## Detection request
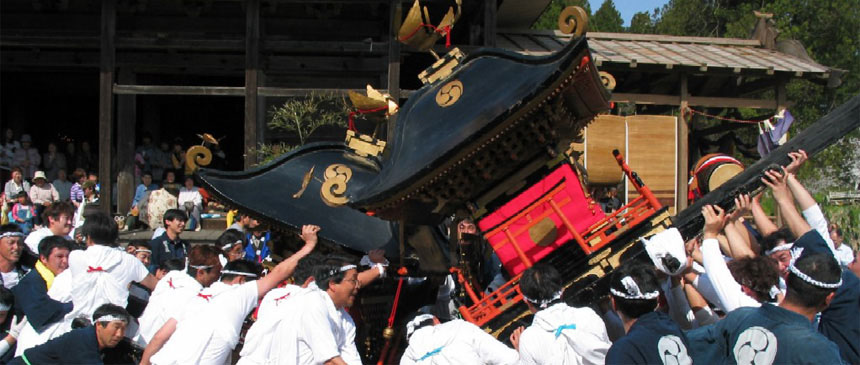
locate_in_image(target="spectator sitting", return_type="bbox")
[132,173,157,212]
[3,168,30,208]
[599,186,622,213]
[69,168,87,208]
[146,209,189,272]
[28,171,59,227]
[11,193,34,235]
[160,171,180,196]
[51,169,72,203]
[177,177,202,232]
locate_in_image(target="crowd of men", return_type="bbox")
[0,148,855,365]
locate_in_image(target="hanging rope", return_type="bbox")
[684,107,772,125]
[377,277,406,365]
[348,106,389,131]
[399,23,452,48]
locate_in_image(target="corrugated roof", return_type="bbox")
[496,30,830,77]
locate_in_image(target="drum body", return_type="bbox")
[689,154,744,201]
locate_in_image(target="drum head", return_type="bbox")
[707,164,744,192]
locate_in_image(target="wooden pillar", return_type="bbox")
[483,0,496,47]
[98,0,116,214]
[244,0,261,169]
[676,74,689,213]
[386,0,402,141]
[774,77,787,226]
[116,69,136,215]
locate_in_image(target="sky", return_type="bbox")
[589,0,671,26]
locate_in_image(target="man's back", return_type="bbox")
[687,304,843,364]
[518,303,611,365]
[401,319,518,365]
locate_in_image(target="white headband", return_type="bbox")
[221,269,257,278]
[134,249,152,254]
[327,264,357,277]
[522,291,563,309]
[94,314,129,323]
[0,303,11,312]
[788,264,842,289]
[222,240,243,251]
[0,232,25,239]
[189,264,214,270]
[765,243,794,256]
[610,276,660,300]
[406,314,435,339]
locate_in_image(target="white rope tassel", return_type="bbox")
[610,276,659,300]
[788,264,842,289]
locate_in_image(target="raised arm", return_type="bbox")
[256,224,318,298]
[762,169,811,239]
[723,194,755,259]
[357,249,387,287]
[701,205,759,312]
[750,193,778,237]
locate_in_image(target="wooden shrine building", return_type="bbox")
[1,0,841,215]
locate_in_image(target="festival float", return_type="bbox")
[193,3,860,363]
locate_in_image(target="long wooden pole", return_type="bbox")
[98,0,116,215]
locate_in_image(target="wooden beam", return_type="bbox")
[386,0,402,141]
[112,84,416,98]
[244,0,261,169]
[611,93,780,109]
[484,0,497,47]
[677,74,689,213]
[99,0,116,215]
[116,69,136,215]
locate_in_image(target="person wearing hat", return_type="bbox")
[11,135,39,185]
[28,171,59,227]
[400,312,518,365]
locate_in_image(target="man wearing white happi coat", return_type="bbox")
[239,251,386,365]
[16,212,157,355]
[135,244,223,346]
[140,225,319,365]
[510,263,611,365]
[400,314,519,365]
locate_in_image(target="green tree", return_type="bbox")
[591,0,624,33]
[532,0,591,31]
[628,11,655,34]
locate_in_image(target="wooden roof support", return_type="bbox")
[98,0,116,215]
[244,0,261,169]
[676,74,689,213]
[386,0,402,141]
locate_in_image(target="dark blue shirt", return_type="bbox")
[10,326,102,365]
[11,269,73,332]
[607,311,692,365]
[792,229,860,363]
[147,231,189,272]
[687,303,843,364]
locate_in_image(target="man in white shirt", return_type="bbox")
[830,226,854,266]
[510,263,611,365]
[268,255,371,365]
[0,225,26,289]
[135,244,223,346]
[16,211,158,354]
[400,313,519,365]
[23,202,74,257]
[140,224,319,365]
[177,177,203,232]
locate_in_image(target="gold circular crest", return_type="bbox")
[436,80,463,107]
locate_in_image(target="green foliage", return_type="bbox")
[532,0,591,31]
[252,92,350,166]
[591,0,624,33]
[268,92,349,146]
[628,11,655,34]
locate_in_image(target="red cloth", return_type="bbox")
[478,164,604,275]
